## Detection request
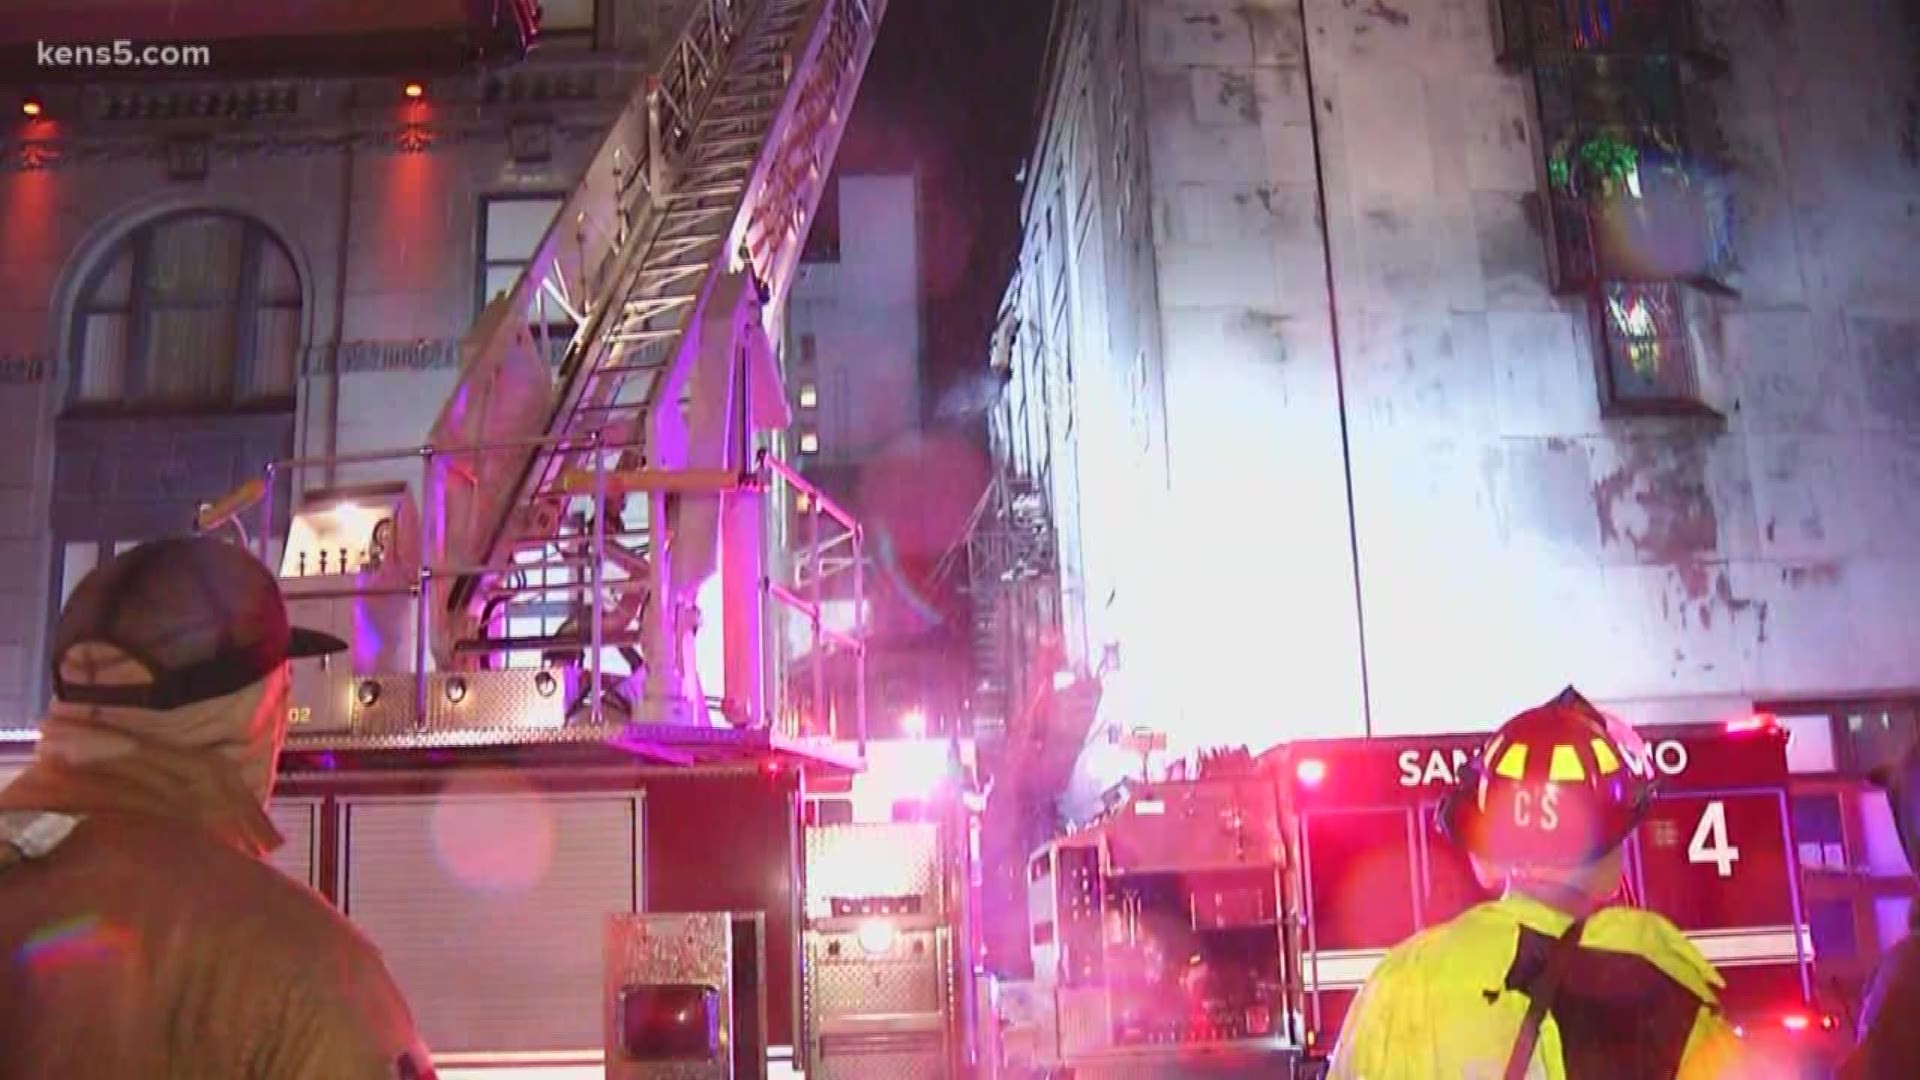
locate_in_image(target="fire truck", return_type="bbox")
[1003,719,1843,1077]
[2,0,988,1076]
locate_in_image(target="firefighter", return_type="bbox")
[1841,738,1920,1078]
[1328,687,1756,1080]
[0,537,434,1079]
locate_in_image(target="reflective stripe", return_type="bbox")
[1688,925,1813,968]
[0,811,81,862]
[1304,926,1812,990]
[1307,948,1391,990]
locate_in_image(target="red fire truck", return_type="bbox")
[1003,718,1845,1077]
[1265,716,1844,1069]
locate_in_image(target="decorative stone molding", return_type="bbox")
[315,340,463,374]
[3,113,618,172]
[2,58,632,172]
[93,83,304,124]
[0,353,49,385]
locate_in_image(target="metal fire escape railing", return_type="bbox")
[196,0,887,748]
[955,473,1058,743]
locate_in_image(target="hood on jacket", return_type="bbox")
[0,664,289,856]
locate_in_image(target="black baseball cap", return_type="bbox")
[51,536,347,711]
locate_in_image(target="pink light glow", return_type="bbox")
[1726,713,1779,735]
[430,772,554,895]
[1296,758,1327,786]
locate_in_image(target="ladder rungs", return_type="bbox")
[662,204,732,220]
[590,359,671,379]
[702,108,776,127]
[692,136,762,154]
[636,261,709,279]
[576,401,651,416]
[669,183,747,200]
[607,329,684,345]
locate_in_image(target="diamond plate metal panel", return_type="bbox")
[804,822,944,916]
[812,1049,945,1080]
[287,669,567,745]
[806,936,943,1018]
[605,913,733,1080]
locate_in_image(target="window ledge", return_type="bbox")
[59,399,295,424]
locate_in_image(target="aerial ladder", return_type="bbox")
[436,0,886,733]
[218,0,889,740]
[175,7,977,1073]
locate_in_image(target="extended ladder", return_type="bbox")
[419,0,887,724]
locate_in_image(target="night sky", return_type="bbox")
[829,0,1054,410]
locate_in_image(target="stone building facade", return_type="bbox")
[978,0,1920,990]
[0,3,709,722]
[989,0,1920,764]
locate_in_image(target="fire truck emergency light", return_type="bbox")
[21,98,42,118]
[1726,713,1780,735]
[1295,758,1328,786]
[404,81,426,100]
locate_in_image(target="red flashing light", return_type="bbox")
[21,99,42,118]
[1781,1013,1810,1033]
[403,82,426,100]
[1727,713,1780,735]
[1296,758,1327,786]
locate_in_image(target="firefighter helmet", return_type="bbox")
[1437,687,1657,867]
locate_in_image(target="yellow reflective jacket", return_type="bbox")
[1328,895,1764,1080]
[0,752,433,1080]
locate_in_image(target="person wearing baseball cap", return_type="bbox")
[0,536,434,1079]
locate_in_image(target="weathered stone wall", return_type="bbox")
[1013,0,1920,771]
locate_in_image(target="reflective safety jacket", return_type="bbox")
[0,753,435,1080]
[1327,895,1762,1080]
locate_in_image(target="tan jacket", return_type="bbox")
[0,751,433,1080]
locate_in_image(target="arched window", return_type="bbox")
[70,211,301,411]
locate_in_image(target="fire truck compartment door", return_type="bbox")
[340,792,643,1055]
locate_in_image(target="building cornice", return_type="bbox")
[3,58,637,171]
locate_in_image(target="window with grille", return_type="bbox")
[70,211,301,413]
[478,194,570,364]
[1593,281,1707,413]
[1503,23,1729,416]
[1533,56,1727,293]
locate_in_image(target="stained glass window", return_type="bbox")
[1494,0,1707,63]
[1595,282,1701,410]
[1533,57,1724,291]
